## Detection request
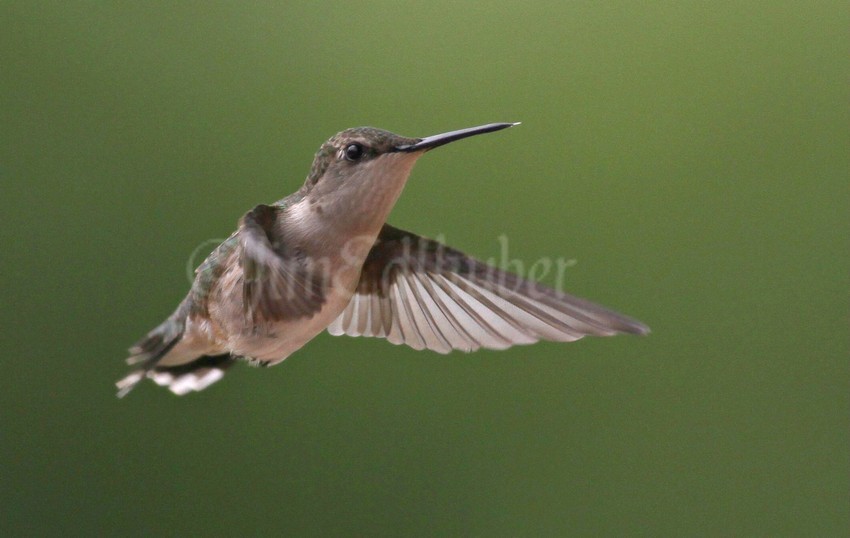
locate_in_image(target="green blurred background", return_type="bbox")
[2,1,847,535]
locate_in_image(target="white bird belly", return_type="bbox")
[231,285,354,363]
[208,257,363,365]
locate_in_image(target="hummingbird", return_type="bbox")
[116,122,649,397]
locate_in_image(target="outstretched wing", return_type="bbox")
[327,224,648,353]
[238,204,328,323]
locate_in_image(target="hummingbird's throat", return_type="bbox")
[289,152,420,245]
[326,152,418,234]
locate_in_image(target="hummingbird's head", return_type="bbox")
[303,127,419,192]
[295,123,519,235]
[302,123,520,193]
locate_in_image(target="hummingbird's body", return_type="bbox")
[117,123,648,396]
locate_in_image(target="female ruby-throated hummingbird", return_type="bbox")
[117,122,649,396]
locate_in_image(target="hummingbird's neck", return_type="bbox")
[285,152,420,253]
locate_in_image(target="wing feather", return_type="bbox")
[328,224,648,353]
[238,204,327,322]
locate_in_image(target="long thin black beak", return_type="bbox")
[395,122,520,152]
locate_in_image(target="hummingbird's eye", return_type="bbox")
[344,143,364,162]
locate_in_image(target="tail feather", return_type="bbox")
[126,302,189,368]
[117,354,237,397]
[117,301,234,397]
